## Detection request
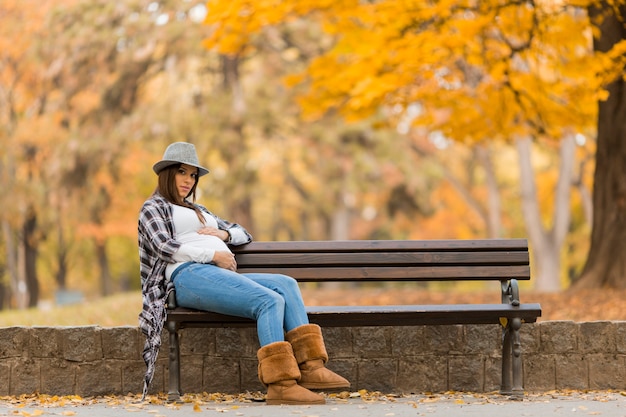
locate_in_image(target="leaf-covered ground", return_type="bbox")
[1,390,625,416]
[0,286,624,327]
[301,287,626,322]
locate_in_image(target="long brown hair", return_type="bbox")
[156,164,206,224]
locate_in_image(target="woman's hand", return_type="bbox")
[213,251,237,271]
[198,226,230,242]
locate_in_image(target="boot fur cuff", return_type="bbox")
[257,341,301,385]
[286,324,329,364]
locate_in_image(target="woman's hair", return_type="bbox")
[157,164,206,224]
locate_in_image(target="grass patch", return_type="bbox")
[0,291,142,327]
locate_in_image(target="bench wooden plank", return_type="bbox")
[232,239,530,253]
[168,303,542,328]
[235,251,530,267]
[236,265,531,281]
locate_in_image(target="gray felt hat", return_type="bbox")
[152,142,209,176]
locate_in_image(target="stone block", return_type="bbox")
[523,354,555,391]
[615,323,626,354]
[397,355,447,393]
[180,355,204,394]
[392,326,426,356]
[62,326,102,362]
[240,358,264,393]
[484,356,502,392]
[30,327,63,358]
[40,359,76,395]
[449,355,484,392]
[357,358,397,392]
[202,356,242,393]
[540,321,577,353]
[555,354,587,390]
[0,327,29,358]
[326,358,356,389]
[520,323,541,353]
[101,327,141,360]
[121,360,145,395]
[353,327,391,357]
[76,360,122,396]
[180,328,215,356]
[11,358,40,394]
[588,354,625,389]
[579,322,615,354]
[215,328,258,357]
[463,325,500,355]
[158,329,170,355]
[424,325,464,354]
[322,327,354,358]
[0,362,10,395]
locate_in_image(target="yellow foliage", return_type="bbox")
[201,0,620,143]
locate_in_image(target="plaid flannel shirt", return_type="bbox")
[137,192,252,398]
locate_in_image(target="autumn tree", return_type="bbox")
[575,1,626,288]
[201,5,410,242]
[37,0,247,297]
[0,0,226,306]
[0,0,66,308]
[202,0,623,289]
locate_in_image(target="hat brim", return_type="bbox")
[153,160,209,176]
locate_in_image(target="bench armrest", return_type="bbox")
[501,279,520,306]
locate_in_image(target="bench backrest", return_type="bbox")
[232,239,530,283]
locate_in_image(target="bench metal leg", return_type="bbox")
[500,317,523,397]
[167,321,182,401]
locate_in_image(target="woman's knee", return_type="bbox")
[258,289,285,312]
[274,274,300,291]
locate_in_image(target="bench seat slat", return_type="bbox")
[168,303,542,328]
[235,251,529,267]
[235,265,531,281]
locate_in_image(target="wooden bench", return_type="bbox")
[165,239,541,400]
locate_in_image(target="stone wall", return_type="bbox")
[0,321,624,397]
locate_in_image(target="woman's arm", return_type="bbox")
[138,199,181,262]
[196,205,253,245]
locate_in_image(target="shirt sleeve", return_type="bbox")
[138,199,181,262]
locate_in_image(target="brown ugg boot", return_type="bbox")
[285,324,350,390]
[257,341,325,405]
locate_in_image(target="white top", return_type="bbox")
[165,204,233,279]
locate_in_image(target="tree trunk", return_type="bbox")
[2,221,19,309]
[55,227,68,290]
[575,3,626,289]
[475,145,502,238]
[23,207,39,308]
[517,136,575,292]
[332,202,351,240]
[95,240,112,296]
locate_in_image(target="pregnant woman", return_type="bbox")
[138,142,349,404]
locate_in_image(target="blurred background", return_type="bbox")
[1,0,625,324]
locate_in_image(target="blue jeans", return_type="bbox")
[171,263,309,346]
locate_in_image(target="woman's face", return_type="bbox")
[175,164,199,199]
